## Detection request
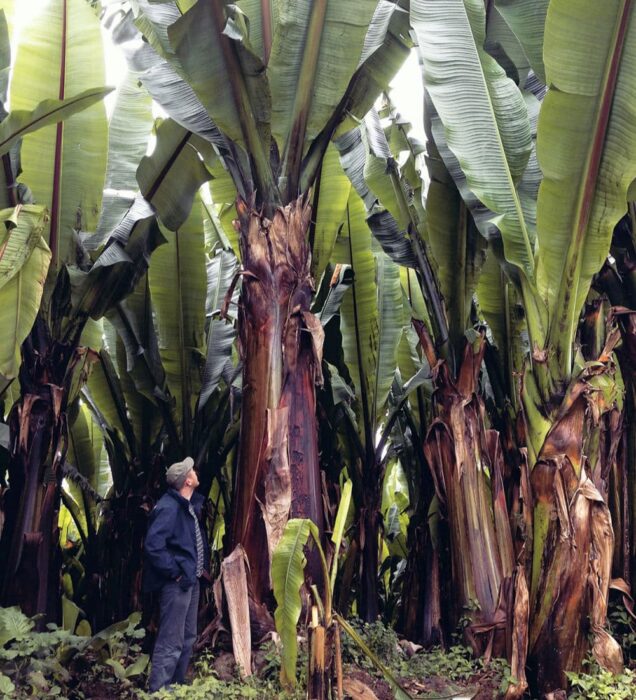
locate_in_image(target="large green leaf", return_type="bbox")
[536,0,636,377]
[0,205,47,289]
[131,0,183,70]
[495,0,549,83]
[0,235,51,377]
[411,0,534,288]
[66,402,105,531]
[137,118,212,231]
[0,87,113,157]
[94,71,153,244]
[373,243,404,425]
[336,124,416,269]
[338,191,403,440]
[329,479,352,593]
[271,518,317,688]
[168,0,276,202]
[199,248,239,408]
[333,0,412,137]
[230,0,279,64]
[267,0,377,177]
[0,10,10,107]
[10,0,109,267]
[338,192,378,446]
[310,143,351,282]
[148,209,207,439]
[84,349,136,459]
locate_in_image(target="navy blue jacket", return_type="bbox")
[143,489,210,592]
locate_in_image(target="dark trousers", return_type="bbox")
[148,581,200,691]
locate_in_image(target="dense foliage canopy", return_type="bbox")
[2,0,636,697]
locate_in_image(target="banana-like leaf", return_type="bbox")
[84,349,136,459]
[329,479,352,593]
[74,199,165,320]
[0,235,51,377]
[110,305,165,455]
[335,124,416,269]
[148,210,207,438]
[338,193,378,446]
[267,0,377,174]
[137,119,212,232]
[107,280,167,410]
[0,10,10,106]
[339,191,403,440]
[0,205,47,289]
[271,517,317,688]
[0,87,113,157]
[333,0,412,138]
[66,402,104,528]
[113,7,232,156]
[476,247,508,354]
[536,0,636,377]
[131,0,183,70]
[205,164,240,254]
[311,143,352,282]
[168,0,275,201]
[495,0,549,83]
[315,264,353,327]
[10,0,109,267]
[485,6,530,85]
[411,0,535,287]
[199,249,239,408]
[0,10,16,212]
[95,71,153,242]
[214,0,279,64]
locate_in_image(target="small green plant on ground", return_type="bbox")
[145,645,306,700]
[340,618,404,673]
[567,661,636,700]
[0,606,148,699]
[406,644,480,681]
[608,597,636,662]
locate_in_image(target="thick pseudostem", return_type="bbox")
[414,322,528,696]
[0,316,96,620]
[527,332,624,693]
[229,194,324,604]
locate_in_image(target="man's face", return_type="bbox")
[185,468,199,489]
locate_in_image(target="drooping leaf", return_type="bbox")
[0,205,47,289]
[272,518,316,688]
[495,0,549,83]
[95,71,153,242]
[0,87,113,157]
[10,0,109,266]
[199,249,239,408]
[333,0,413,137]
[0,236,51,377]
[148,209,207,438]
[137,118,212,232]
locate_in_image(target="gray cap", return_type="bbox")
[166,457,195,490]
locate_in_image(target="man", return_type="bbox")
[144,457,210,692]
